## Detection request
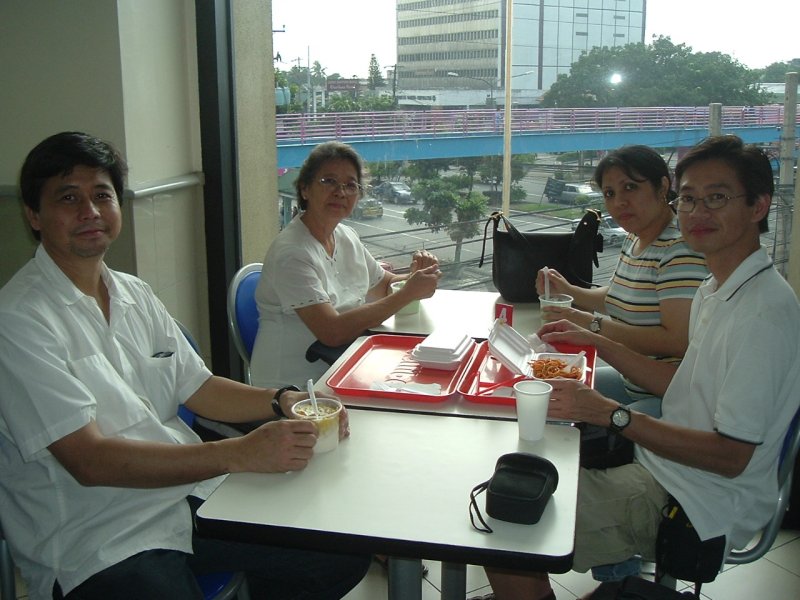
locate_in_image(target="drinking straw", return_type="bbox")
[543,266,550,300]
[306,378,319,415]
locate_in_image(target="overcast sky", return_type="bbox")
[271,0,798,79]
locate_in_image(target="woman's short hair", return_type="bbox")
[295,141,364,210]
[593,145,674,200]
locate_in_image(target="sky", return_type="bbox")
[271,0,798,79]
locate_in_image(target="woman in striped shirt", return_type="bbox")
[536,145,708,417]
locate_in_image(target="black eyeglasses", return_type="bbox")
[318,177,364,197]
[670,193,747,213]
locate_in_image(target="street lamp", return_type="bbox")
[447,71,495,106]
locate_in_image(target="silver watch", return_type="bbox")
[589,312,604,333]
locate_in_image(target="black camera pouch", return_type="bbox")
[469,452,559,533]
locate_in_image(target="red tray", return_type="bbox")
[326,334,476,402]
[458,341,597,405]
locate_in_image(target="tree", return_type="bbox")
[404,178,487,265]
[367,54,385,90]
[542,36,770,108]
[756,59,800,83]
[311,61,327,87]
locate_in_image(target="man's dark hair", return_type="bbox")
[294,141,364,211]
[675,135,773,233]
[19,132,128,238]
[593,144,675,201]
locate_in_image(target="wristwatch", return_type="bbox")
[271,385,300,419]
[610,405,632,433]
[589,312,604,333]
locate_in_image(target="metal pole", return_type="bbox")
[709,103,722,136]
[783,72,800,295]
[779,72,797,186]
[501,0,514,217]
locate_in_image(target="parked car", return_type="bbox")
[545,177,603,205]
[598,215,627,247]
[351,197,383,220]
[571,215,626,247]
[373,181,415,204]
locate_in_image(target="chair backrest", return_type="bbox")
[226,263,262,384]
[726,406,800,565]
[1,521,16,600]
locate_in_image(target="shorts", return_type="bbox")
[573,462,668,573]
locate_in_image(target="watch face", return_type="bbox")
[612,408,631,428]
[590,320,600,332]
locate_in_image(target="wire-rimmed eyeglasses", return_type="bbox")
[318,177,364,197]
[669,193,747,213]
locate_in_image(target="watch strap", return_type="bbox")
[271,385,300,418]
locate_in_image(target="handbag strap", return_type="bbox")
[469,481,493,533]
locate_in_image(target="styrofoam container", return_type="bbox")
[487,319,535,376]
[530,352,587,381]
[414,330,472,361]
[412,338,474,370]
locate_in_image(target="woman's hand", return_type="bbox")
[402,264,441,299]
[409,250,439,273]
[537,318,598,348]
[541,305,592,327]
[536,267,572,297]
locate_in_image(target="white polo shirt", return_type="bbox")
[0,246,221,600]
[637,248,800,548]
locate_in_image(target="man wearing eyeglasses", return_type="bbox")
[473,135,800,600]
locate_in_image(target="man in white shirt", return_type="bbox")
[0,132,369,600]
[473,135,800,600]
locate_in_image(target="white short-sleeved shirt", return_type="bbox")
[637,248,800,549]
[0,246,221,600]
[250,216,386,388]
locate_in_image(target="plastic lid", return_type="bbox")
[487,319,534,376]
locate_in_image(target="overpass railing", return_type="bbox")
[276,105,793,144]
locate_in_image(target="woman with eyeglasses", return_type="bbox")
[250,141,441,390]
[535,145,709,419]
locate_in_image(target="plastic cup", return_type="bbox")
[290,398,343,453]
[538,293,573,322]
[390,280,420,315]
[513,380,552,441]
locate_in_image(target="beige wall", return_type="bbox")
[0,1,279,361]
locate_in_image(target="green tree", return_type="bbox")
[756,59,800,82]
[367,54,385,90]
[366,160,404,184]
[311,61,327,87]
[404,178,487,265]
[404,159,452,183]
[543,36,769,108]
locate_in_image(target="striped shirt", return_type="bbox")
[605,221,709,395]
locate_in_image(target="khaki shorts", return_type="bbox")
[573,462,668,572]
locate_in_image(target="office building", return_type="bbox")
[395,0,646,106]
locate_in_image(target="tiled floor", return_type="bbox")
[7,530,800,599]
[341,529,800,600]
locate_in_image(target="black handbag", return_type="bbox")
[479,210,603,302]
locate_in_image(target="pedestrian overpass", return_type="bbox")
[276,104,794,168]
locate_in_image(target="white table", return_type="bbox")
[197,409,580,600]
[371,289,541,339]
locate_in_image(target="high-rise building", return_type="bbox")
[395,0,645,105]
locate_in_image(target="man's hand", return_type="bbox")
[409,249,439,273]
[545,378,614,426]
[233,419,318,473]
[537,318,597,347]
